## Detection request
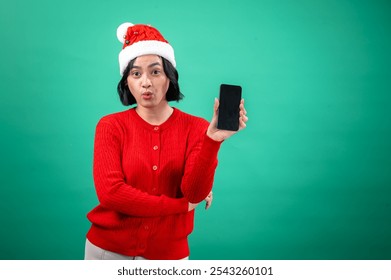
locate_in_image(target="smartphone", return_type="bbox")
[217,84,242,131]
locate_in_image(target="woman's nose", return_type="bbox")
[141,75,152,88]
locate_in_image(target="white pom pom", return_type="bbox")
[117,22,134,43]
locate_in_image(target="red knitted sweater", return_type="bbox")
[86,108,222,259]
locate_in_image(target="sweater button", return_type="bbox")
[152,165,158,171]
[153,145,158,150]
[153,126,159,131]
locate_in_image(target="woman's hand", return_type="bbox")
[204,191,213,210]
[188,191,214,211]
[206,98,248,142]
[188,202,198,212]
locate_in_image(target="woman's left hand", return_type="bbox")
[207,98,248,142]
[204,191,213,210]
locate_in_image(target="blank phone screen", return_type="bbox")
[217,84,242,131]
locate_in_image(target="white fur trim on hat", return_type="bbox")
[118,40,176,75]
[116,22,134,44]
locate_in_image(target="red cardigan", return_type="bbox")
[86,108,222,259]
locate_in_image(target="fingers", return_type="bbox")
[189,191,214,212]
[205,191,213,210]
[188,202,199,212]
[239,117,247,130]
[239,99,248,130]
[240,99,247,115]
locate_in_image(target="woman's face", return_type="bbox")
[127,55,170,110]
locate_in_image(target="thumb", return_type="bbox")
[214,97,219,113]
[211,98,219,124]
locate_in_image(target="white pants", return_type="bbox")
[84,239,188,260]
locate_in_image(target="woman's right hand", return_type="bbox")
[206,98,248,142]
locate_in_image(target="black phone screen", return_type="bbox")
[217,84,242,131]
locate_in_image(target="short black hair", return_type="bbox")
[117,56,184,106]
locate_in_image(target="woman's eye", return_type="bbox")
[152,70,161,75]
[131,71,140,77]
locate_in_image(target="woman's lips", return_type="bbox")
[142,92,152,100]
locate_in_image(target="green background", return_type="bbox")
[0,0,390,260]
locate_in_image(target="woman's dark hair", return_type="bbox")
[117,56,184,106]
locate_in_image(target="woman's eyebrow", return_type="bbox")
[148,62,162,68]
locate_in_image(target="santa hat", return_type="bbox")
[116,22,176,75]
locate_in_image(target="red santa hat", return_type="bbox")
[116,22,176,75]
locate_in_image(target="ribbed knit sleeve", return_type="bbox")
[180,125,223,203]
[93,118,188,217]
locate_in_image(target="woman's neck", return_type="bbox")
[135,103,174,126]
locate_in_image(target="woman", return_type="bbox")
[84,22,248,260]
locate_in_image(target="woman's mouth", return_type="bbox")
[142,92,153,100]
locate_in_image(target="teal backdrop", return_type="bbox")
[0,0,390,260]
